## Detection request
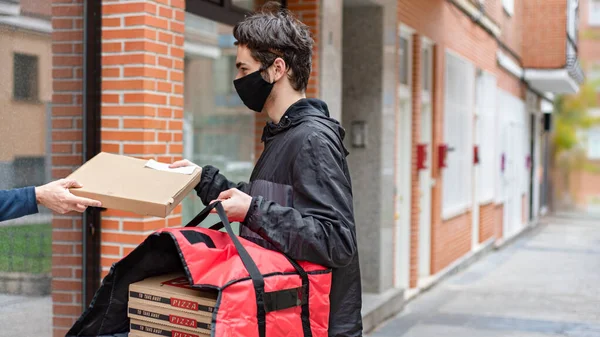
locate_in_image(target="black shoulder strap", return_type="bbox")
[184,202,312,337]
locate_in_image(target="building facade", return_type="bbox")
[0,0,579,335]
[0,0,52,192]
[569,0,600,212]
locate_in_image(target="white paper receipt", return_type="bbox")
[144,159,196,175]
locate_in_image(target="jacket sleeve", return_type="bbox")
[243,133,357,268]
[195,165,250,206]
[0,187,39,222]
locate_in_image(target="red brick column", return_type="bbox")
[409,34,422,289]
[51,1,85,335]
[429,43,444,276]
[99,0,186,277]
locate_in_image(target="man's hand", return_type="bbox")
[35,179,102,214]
[169,159,201,174]
[210,188,252,223]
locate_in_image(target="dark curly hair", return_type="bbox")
[233,1,314,92]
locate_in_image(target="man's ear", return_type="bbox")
[272,57,287,82]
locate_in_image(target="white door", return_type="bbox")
[503,124,523,237]
[394,28,413,289]
[472,73,483,249]
[472,114,480,249]
[500,91,526,238]
[418,41,433,279]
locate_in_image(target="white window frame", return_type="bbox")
[590,0,600,26]
[503,0,514,16]
[587,127,600,159]
[421,37,434,102]
[443,50,475,219]
[398,26,414,99]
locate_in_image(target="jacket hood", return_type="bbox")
[262,99,348,154]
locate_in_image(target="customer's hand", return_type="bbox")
[210,188,252,223]
[169,159,201,174]
[35,179,102,214]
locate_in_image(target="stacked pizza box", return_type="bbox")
[127,273,218,337]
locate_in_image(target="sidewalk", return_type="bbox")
[368,213,600,337]
[0,293,51,336]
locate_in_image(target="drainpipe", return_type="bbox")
[82,0,102,309]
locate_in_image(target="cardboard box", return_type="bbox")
[128,273,218,317]
[128,300,212,335]
[66,152,201,218]
[130,319,209,337]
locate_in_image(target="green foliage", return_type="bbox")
[552,79,600,157]
[581,29,600,40]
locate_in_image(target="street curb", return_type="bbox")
[361,288,405,334]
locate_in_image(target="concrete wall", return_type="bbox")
[319,0,343,122]
[343,4,383,293]
[342,0,397,293]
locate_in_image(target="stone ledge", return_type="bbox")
[0,272,51,296]
[362,287,405,334]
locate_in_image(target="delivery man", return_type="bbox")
[0,179,102,222]
[169,2,362,337]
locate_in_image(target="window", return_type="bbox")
[182,13,255,229]
[421,46,432,92]
[231,0,254,11]
[587,128,600,159]
[443,52,475,217]
[399,35,410,86]
[476,71,497,203]
[13,53,39,102]
[503,0,514,16]
[590,0,600,26]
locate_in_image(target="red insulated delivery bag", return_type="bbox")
[66,202,332,337]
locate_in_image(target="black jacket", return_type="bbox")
[195,98,363,337]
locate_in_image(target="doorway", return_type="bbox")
[394,25,413,289]
[418,39,433,279]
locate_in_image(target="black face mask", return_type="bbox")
[233,69,274,113]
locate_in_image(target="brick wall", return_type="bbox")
[498,60,525,97]
[399,0,525,282]
[565,169,600,209]
[522,0,568,69]
[22,0,52,18]
[431,212,472,274]
[488,0,524,60]
[579,0,600,72]
[51,0,85,335]
[253,0,320,159]
[99,0,186,278]
[495,203,504,239]
[51,0,186,335]
[478,203,496,243]
[408,33,422,288]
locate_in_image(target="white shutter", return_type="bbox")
[464,62,475,206]
[477,72,497,203]
[443,52,476,217]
